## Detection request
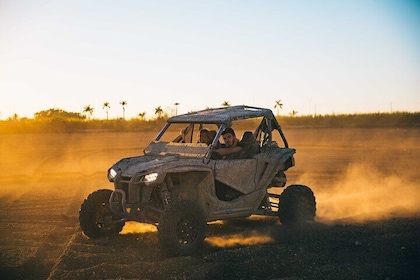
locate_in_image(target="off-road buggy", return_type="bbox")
[79,105,316,256]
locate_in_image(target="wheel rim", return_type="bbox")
[175,214,199,246]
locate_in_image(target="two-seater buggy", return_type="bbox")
[79,105,316,256]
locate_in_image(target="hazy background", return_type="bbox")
[1,128,419,224]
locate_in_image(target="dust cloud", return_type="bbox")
[304,162,420,224]
[2,129,418,252]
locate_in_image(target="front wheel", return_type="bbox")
[158,200,206,256]
[278,184,316,226]
[79,189,125,238]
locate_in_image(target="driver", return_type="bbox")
[214,127,243,157]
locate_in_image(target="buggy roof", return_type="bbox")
[168,105,275,124]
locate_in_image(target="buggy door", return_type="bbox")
[214,158,257,200]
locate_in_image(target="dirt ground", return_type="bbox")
[0,128,419,279]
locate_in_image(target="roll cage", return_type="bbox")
[155,105,289,148]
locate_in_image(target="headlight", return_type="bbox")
[144,172,158,183]
[108,168,117,182]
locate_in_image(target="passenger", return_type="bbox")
[198,129,212,145]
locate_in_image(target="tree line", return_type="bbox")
[0,99,300,122]
[1,99,418,133]
[0,109,418,134]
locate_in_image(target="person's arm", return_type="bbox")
[214,145,242,156]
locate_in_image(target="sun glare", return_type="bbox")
[120,222,157,234]
[206,232,274,248]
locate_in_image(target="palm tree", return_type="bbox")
[103,101,110,120]
[274,100,283,116]
[222,101,230,107]
[174,102,180,115]
[120,100,127,119]
[138,112,146,120]
[83,105,94,120]
[155,106,163,118]
[11,113,19,121]
[290,110,298,117]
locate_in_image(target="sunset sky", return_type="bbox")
[1,0,419,119]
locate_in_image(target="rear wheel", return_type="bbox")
[278,184,316,226]
[158,200,206,256]
[79,189,125,238]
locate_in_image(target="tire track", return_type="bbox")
[45,180,89,280]
[0,180,87,280]
[47,233,78,280]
